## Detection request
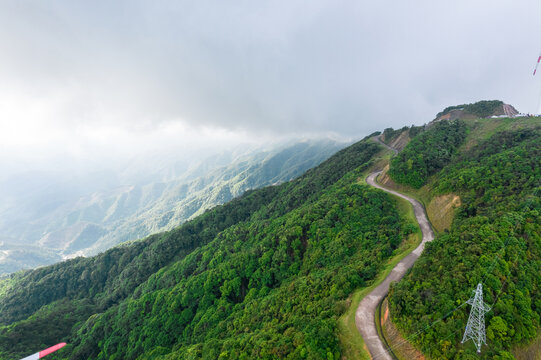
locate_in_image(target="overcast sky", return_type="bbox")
[1,0,541,172]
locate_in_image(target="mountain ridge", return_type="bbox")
[0,105,538,360]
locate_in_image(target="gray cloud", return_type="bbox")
[1,0,540,143]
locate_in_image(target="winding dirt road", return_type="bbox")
[373,135,398,155]
[355,171,435,359]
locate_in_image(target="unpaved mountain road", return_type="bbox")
[355,171,435,359]
[373,135,398,155]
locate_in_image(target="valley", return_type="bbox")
[0,139,345,275]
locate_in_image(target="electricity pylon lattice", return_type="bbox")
[461,283,491,353]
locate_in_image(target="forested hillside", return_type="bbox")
[388,123,541,358]
[0,137,415,359]
[436,100,505,119]
[0,111,538,360]
[388,120,467,188]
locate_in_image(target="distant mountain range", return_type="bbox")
[0,138,347,274]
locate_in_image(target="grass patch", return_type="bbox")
[512,332,541,360]
[425,194,461,233]
[462,116,541,150]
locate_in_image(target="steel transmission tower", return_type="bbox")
[461,283,491,353]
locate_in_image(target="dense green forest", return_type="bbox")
[388,128,541,359]
[0,111,538,360]
[0,138,415,359]
[436,100,504,119]
[69,172,409,359]
[388,120,467,188]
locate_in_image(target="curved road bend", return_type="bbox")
[355,171,435,360]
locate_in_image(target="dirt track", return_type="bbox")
[355,171,435,359]
[373,135,398,155]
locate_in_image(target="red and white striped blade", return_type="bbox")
[19,343,67,360]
